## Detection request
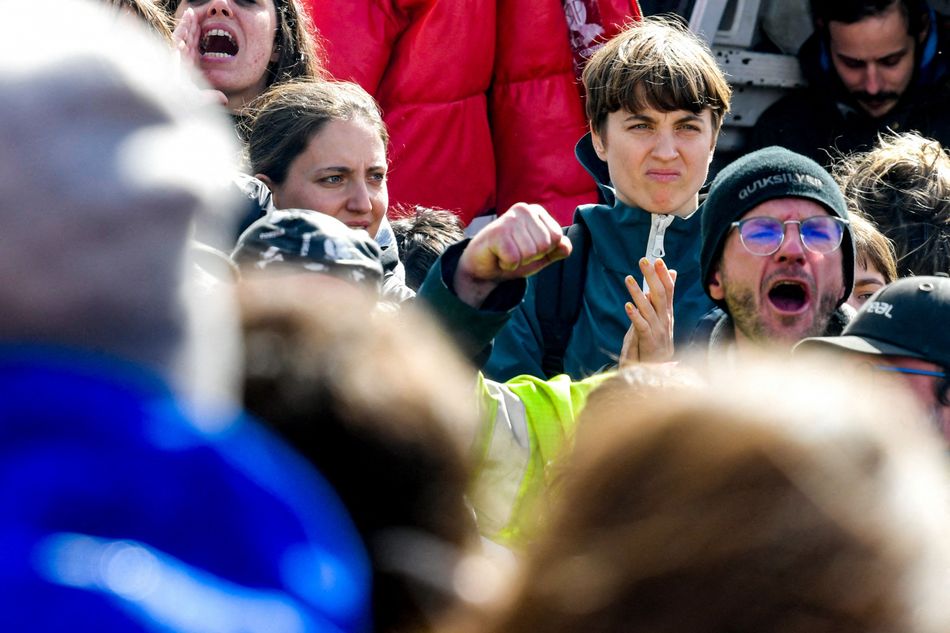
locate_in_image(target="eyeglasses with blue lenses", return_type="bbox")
[730,216,849,256]
[872,365,946,379]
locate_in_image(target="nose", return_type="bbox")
[346,181,373,214]
[864,64,881,95]
[207,0,232,17]
[774,222,806,264]
[651,130,677,161]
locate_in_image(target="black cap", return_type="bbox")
[796,275,950,367]
[231,209,384,291]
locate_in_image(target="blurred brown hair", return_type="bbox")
[238,276,480,633]
[106,0,174,40]
[459,356,950,633]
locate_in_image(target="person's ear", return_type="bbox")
[255,173,281,206]
[590,123,608,161]
[708,265,725,301]
[255,173,275,189]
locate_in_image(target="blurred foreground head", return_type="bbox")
[466,355,950,633]
[0,0,241,402]
[239,277,490,633]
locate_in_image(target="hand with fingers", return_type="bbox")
[173,7,228,107]
[620,257,676,366]
[173,7,201,68]
[453,202,573,307]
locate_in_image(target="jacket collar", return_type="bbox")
[575,132,615,206]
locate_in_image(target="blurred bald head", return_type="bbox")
[0,0,240,386]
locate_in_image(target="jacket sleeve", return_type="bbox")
[416,240,525,367]
[482,276,548,381]
[469,371,613,545]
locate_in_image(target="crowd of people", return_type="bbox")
[6,0,950,631]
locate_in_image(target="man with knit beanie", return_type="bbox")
[694,146,856,353]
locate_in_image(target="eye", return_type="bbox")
[319,175,344,185]
[742,219,780,240]
[839,57,865,70]
[879,53,905,67]
[368,171,387,184]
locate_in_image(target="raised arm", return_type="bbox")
[453,202,572,308]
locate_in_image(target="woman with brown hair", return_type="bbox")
[168,0,323,114]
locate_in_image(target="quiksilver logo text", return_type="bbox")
[738,173,825,200]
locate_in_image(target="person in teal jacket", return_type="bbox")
[484,16,733,381]
[417,200,689,546]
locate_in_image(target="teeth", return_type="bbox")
[204,28,235,43]
[204,52,231,58]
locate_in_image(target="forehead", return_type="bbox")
[307,118,386,152]
[827,5,912,59]
[740,197,831,221]
[613,104,713,122]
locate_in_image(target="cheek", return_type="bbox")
[249,14,279,57]
[832,63,860,88]
[818,255,846,296]
[278,180,330,213]
[890,61,915,88]
[372,188,389,218]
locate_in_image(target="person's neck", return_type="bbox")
[633,195,699,219]
[733,329,796,357]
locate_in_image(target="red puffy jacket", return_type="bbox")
[302,0,641,225]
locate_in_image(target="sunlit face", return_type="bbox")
[176,0,278,110]
[709,198,846,349]
[591,107,717,216]
[847,258,887,309]
[259,117,389,239]
[827,2,918,118]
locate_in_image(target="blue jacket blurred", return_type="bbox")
[0,347,372,633]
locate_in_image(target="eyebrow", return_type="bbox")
[835,47,909,65]
[624,112,705,125]
[314,164,388,174]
